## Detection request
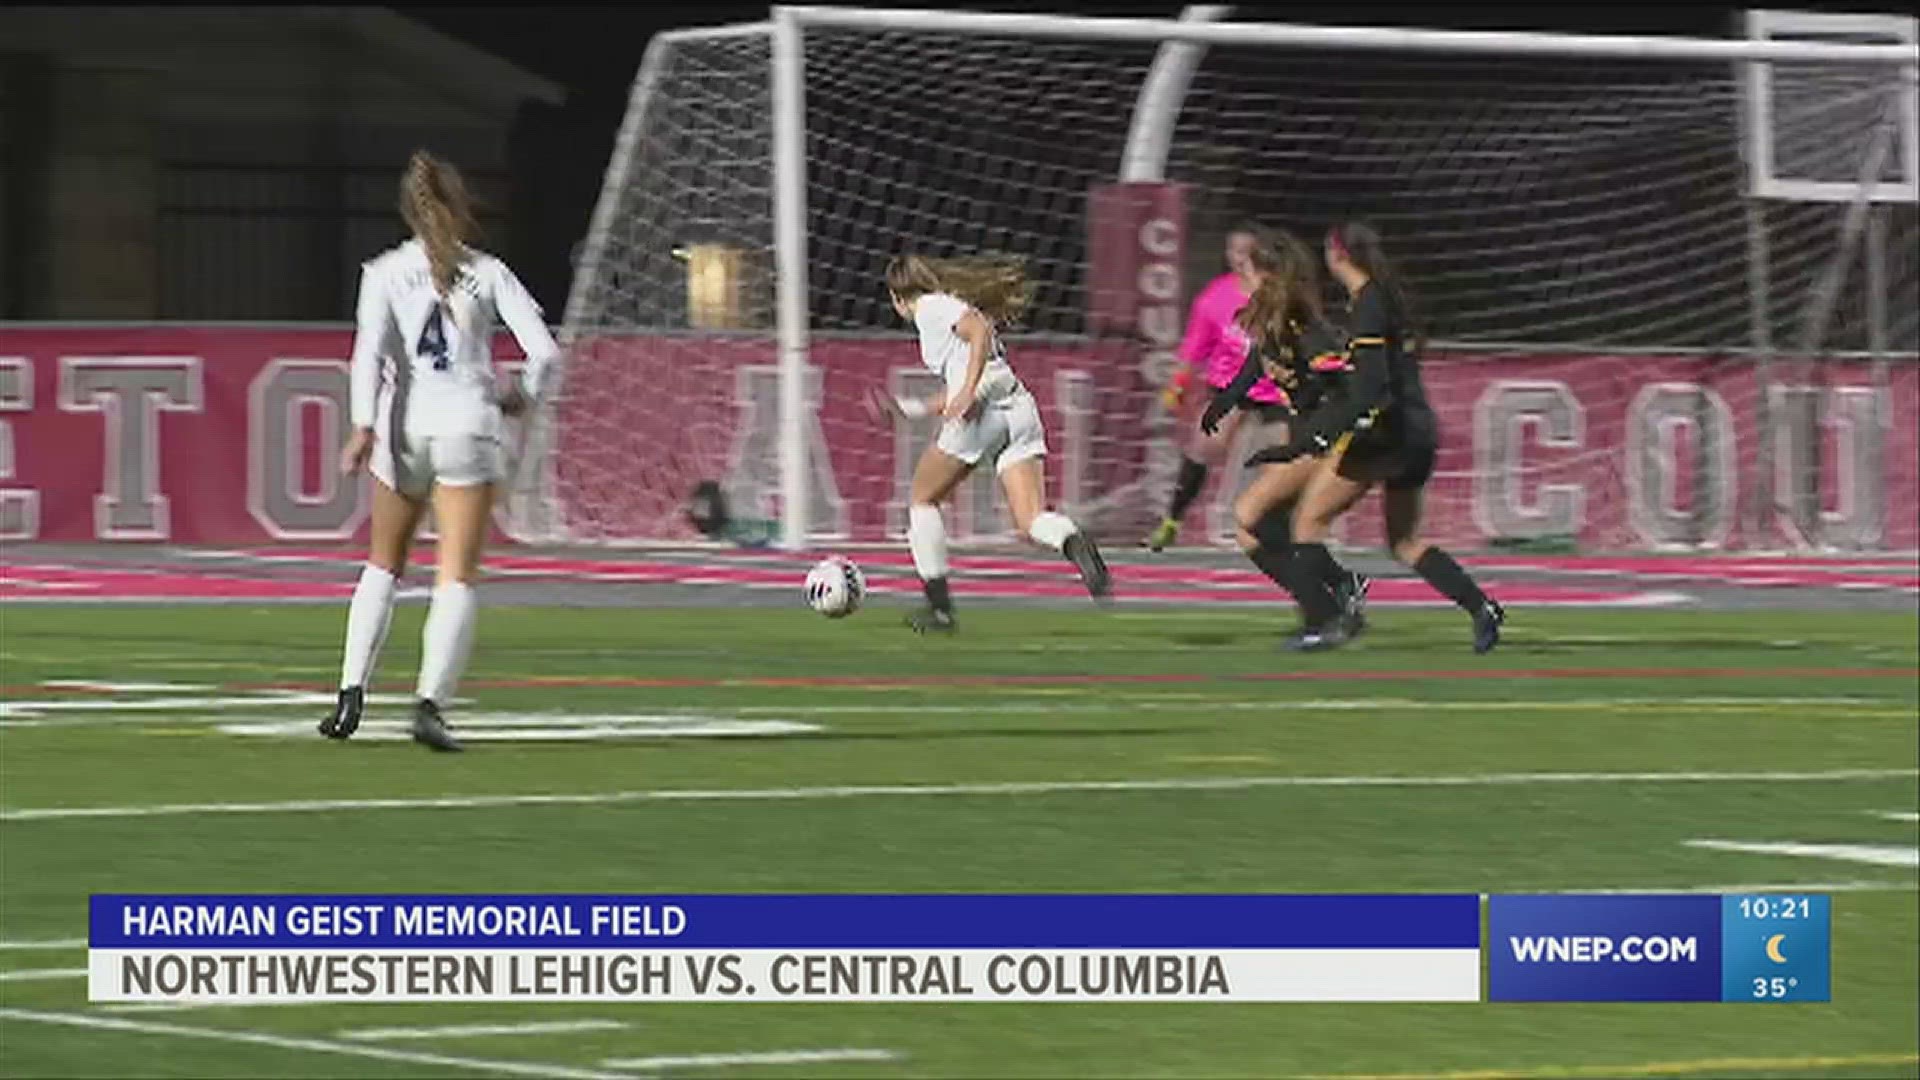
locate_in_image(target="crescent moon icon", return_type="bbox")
[1765,934,1788,963]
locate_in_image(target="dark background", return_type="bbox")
[421,3,1770,314]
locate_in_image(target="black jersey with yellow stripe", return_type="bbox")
[1310,281,1436,448]
[1247,317,1349,417]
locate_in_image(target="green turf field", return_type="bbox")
[1,605,1916,1079]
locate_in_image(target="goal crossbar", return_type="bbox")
[781,6,1920,65]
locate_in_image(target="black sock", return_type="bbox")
[922,576,953,615]
[1414,547,1487,612]
[1285,543,1343,628]
[1166,458,1208,521]
[1247,508,1294,595]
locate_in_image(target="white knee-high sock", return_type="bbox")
[907,504,949,579]
[339,565,397,690]
[1028,511,1078,552]
[415,581,478,704]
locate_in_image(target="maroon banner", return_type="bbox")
[1,326,1914,551]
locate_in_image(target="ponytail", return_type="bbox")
[1330,221,1423,352]
[400,150,478,297]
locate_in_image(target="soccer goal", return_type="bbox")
[514,6,1918,554]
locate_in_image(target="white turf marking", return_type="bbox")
[0,968,84,982]
[215,715,820,742]
[0,1008,634,1080]
[2,694,1898,732]
[1874,811,1920,823]
[38,681,212,693]
[1548,880,1912,895]
[0,692,431,721]
[3,768,1911,823]
[341,1020,629,1041]
[0,938,84,951]
[1686,839,1920,870]
[603,1049,901,1071]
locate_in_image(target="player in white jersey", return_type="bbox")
[318,151,559,751]
[869,255,1110,633]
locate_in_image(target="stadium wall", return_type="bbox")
[1,325,1912,552]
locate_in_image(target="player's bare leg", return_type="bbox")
[1148,407,1242,552]
[1002,457,1109,601]
[906,447,972,634]
[410,479,492,751]
[1384,484,1503,653]
[322,475,424,741]
[1232,454,1317,620]
[1285,456,1372,651]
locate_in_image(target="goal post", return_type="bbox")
[540,6,1917,553]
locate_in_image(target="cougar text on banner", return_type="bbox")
[88,894,1482,1004]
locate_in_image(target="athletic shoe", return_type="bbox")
[1064,533,1113,601]
[411,698,463,752]
[318,686,364,740]
[1283,623,1350,653]
[1144,518,1179,552]
[1337,571,1371,639]
[905,606,957,635]
[1472,599,1506,655]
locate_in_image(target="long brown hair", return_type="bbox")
[1234,228,1325,349]
[1328,220,1422,350]
[886,253,1033,325]
[399,150,478,297]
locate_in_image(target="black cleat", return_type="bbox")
[1336,571,1371,639]
[1063,533,1113,601]
[318,686,364,740]
[1472,598,1506,655]
[905,606,957,635]
[411,698,463,752]
[1284,623,1350,653]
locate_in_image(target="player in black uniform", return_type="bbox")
[1281,221,1504,653]
[1198,228,1364,628]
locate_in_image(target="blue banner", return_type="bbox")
[1488,894,1832,1002]
[90,894,1482,950]
[1720,894,1830,1003]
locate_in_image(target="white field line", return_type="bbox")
[0,968,85,982]
[0,939,84,951]
[341,1019,629,1041]
[3,768,1912,823]
[1874,811,1920,823]
[3,695,1907,732]
[0,1008,636,1080]
[1686,839,1920,869]
[603,1049,901,1071]
[1536,880,1914,895]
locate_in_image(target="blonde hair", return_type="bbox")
[1235,228,1325,350]
[399,150,478,297]
[886,253,1033,325]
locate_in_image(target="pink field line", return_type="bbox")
[0,561,1656,607]
[230,546,1917,591]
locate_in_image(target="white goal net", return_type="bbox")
[520,8,1918,553]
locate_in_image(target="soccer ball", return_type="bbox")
[804,556,866,618]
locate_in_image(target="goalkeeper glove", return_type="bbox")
[1162,367,1195,411]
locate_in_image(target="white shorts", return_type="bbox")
[370,433,503,499]
[935,390,1048,474]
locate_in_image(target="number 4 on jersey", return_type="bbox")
[417,306,450,371]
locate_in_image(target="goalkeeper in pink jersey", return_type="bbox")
[1145,223,1291,551]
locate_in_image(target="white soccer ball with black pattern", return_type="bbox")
[804,556,866,618]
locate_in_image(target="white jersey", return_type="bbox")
[348,239,559,439]
[912,292,1021,406]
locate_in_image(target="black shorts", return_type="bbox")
[1337,431,1436,490]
